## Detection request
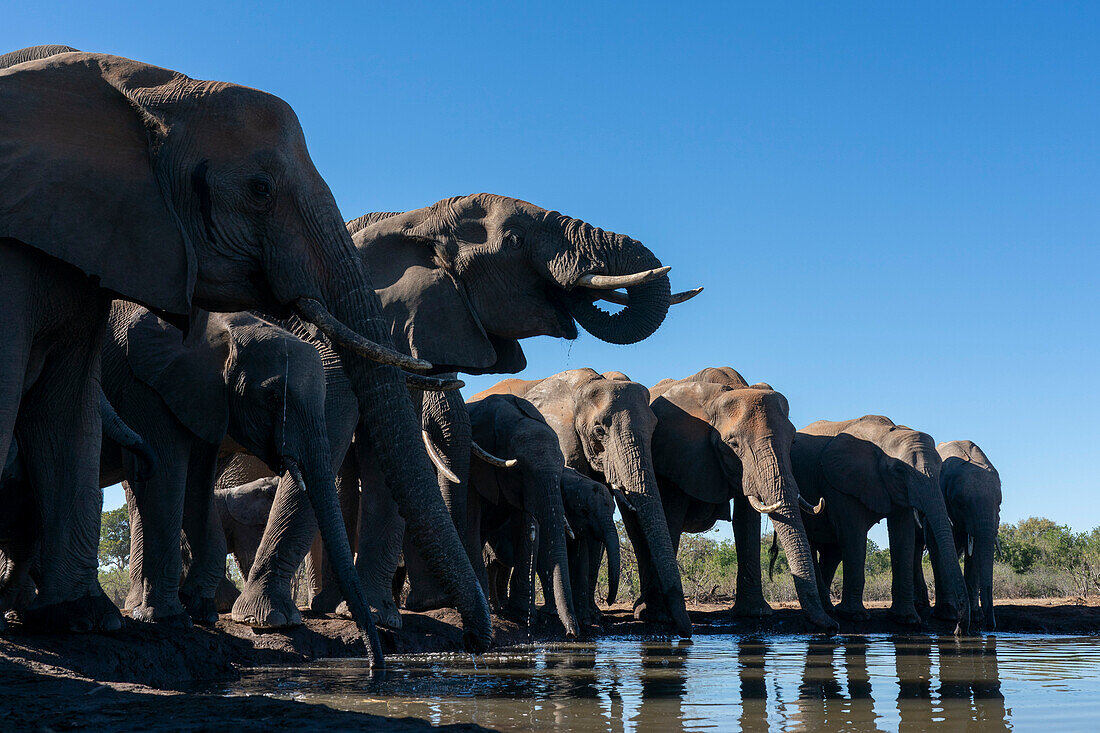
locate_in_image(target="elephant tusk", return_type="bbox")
[799,496,825,515]
[421,431,461,484]
[595,286,703,307]
[406,373,465,392]
[995,536,1002,555]
[471,441,518,468]
[610,484,639,514]
[967,535,974,557]
[573,266,671,290]
[564,517,576,541]
[912,508,923,530]
[295,297,432,372]
[747,494,784,514]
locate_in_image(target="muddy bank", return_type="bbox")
[2,597,1099,730]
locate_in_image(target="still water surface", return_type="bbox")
[211,634,1100,731]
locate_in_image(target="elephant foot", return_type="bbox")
[832,602,870,622]
[231,584,301,630]
[22,591,124,633]
[214,577,241,614]
[180,590,219,626]
[886,604,922,627]
[309,586,343,615]
[633,598,674,626]
[499,604,535,626]
[932,603,958,621]
[731,597,774,618]
[403,587,452,613]
[338,599,402,631]
[130,603,192,628]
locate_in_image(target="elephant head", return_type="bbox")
[559,467,621,606]
[468,395,579,638]
[349,193,700,374]
[806,416,969,630]
[938,440,1001,629]
[0,51,492,654]
[649,376,835,630]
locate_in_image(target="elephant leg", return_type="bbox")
[586,539,604,623]
[886,509,920,625]
[232,471,311,629]
[912,523,931,611]
[835,527,870,621]
[621,502,667,624]
[116,400,193,627]
[351,443,404,630]
[732,494,771,617]
[307,455,360,613]
[568,541,591,625]
[178,441,224,625]
[16,299,122,632]
[816,545,841,612]
[963,551,981,623]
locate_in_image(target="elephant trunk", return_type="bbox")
[529,471,579,638]
[285,447,383,668]
[552,220,672,345]
[311,239,492,653]
[919,491,970,633]
[602,512,621,605]
[612,437,692,637]
[973,524,997,630]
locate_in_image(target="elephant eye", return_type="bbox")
[505,232,523,250]
[250,177,274,199]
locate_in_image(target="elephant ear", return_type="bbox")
[124,308,229,444]
[0,53,195,314]
[222,479,278,528]
[819,432,895,516]
[352,225,500,372]
[650,384,731,505]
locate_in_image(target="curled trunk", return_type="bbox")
[556,223,672,345]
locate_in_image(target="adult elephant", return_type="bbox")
[647,368,836,631]
[466,394,579,637]
[791,416,969,632]
[263,195,698,624]
[559,467,621,628]
[936,440,1001,630]
[476,369,693,638]
[0,49,486,655]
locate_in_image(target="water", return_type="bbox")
[204,634,1100,731]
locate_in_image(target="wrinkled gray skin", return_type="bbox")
[260,195,685,624]
[792,416,969,632]
[559,468,621,628]
[99,303,384,667]
[0,47,479,654]
[935,440,1001,630]
[477,369,692,638]
[648,368,836,631]
[465,395,579,637]
[214,477,278,588]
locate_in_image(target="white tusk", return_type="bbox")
[471,441,518,468]
[799,496,825,515]
[421,430,460,483]
[610,484,639,514]
[912,508,923,530]
[296,297,431,372]
[596,286,704,307]
[564,517,576,541]
[967,535,974,557]
[747,495,784,514]
[574,266,671,290]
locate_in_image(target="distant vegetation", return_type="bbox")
[99,510,1100,610]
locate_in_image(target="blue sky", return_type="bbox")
[7,3,1098,537]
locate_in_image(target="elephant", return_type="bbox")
[790,415,969,631]
[213,477,279,608]
[0,47,486,655]
[558,467,621,628]
[936,440,1001,630]
[647,367,836,630]
[466,394,579,637]
[251,195,698,627]
[476,369,693,638]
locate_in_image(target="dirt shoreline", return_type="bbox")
[3,598,1099,731]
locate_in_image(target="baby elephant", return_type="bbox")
[559,467,621,628]
[938,440,1001,630]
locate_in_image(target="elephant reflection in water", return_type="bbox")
[794,638,878,730]
[737,637,769,731]
[632,641,691,730]
[891,636,1007,731]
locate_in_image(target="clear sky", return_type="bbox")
[7,2,1098,538]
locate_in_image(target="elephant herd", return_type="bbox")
[0,46,1002,671]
